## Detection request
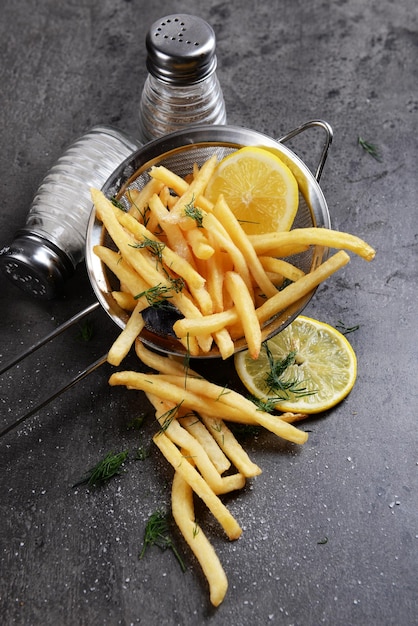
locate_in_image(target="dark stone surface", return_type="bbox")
[0,1,417,624]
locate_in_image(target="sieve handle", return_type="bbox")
[277,120,333,182]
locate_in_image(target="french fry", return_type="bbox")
[107,302,145,366]
[259,256,306,282]
[162,154,218,228]
[126,178,164,222]
[172,468,228,607]
[178,412,231,474]
[111,290,137,311]
[93,245,149,298]
[212,195,278,298]
[250,228,376,261]
[152,431,242,540]
[224,271,261,359]
[91,189,208,331]
[185,227,215,260]
[200,415,262,478]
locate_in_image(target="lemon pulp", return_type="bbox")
[205,146,299,235]
[234,316,357,414]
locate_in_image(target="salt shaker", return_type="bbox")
[138,14,227,143]
[0,125,140,299]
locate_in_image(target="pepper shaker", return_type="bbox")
[0,125,140,299]
[138,14,227,143]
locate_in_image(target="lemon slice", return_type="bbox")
[234,315,357,413]
[205,146,299,235]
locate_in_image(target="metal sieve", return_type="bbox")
[85,121,333,358]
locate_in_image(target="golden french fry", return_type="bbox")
[212,328,235,360]
[172,469,228,607]
[115,209,205,291]
[259,256,306,282]
[126,178,164,223]
[163,154,218,228]
[93,245,149,298]
[250,228,376,261]
[178,412,231,474]
[173,307,238,338]
[225,271,261,359]
[212,195,277,298]
[185,227,215,260]
[135,338,190,375]
[152,430,242,540]
[173,251,350,340]
[111,290,137,311]
[92,189,207,326]
[107,302,145,366]
[200,415,262,478]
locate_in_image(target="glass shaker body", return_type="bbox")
[0,125,140,299]
[138,14,227,144]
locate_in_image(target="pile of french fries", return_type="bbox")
[91,152,375,365]
[90,151,376,606]
[110,339,308,606]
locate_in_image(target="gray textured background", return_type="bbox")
[0,0,417,624]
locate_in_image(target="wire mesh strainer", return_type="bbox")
[86,121,333,358]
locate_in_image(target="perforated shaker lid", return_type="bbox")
[145,14,218,85]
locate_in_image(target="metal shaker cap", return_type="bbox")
[0,233,74,299]
[145,14,218,85]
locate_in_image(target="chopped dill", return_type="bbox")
[335,320,360,335]
[358,136,382,162]
[130,198,151,226]
[134,445,150,461]
[77,318,94,342]
[134,284,173,308]
[73,450,129,488]
[229,423,261,438]
[157,401,184,433]
[140,510,186,572]
[169,276,185,293]
[184,196,204,227]
[263,343,316,401]
[130,237,166,267]
[127,414,146,430]
[111,197,126,211]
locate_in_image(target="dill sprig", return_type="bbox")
[134,284,173,308]
[73,450,129,488]
[335,320,360,335]
[263,344,316,401]
[157,401,184,433]
[184,197,204,227]
[111,197,126,211]
[140,510,186,572]
[77,319,94,342]
[130,237,166,267]
[358,136,382,162]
